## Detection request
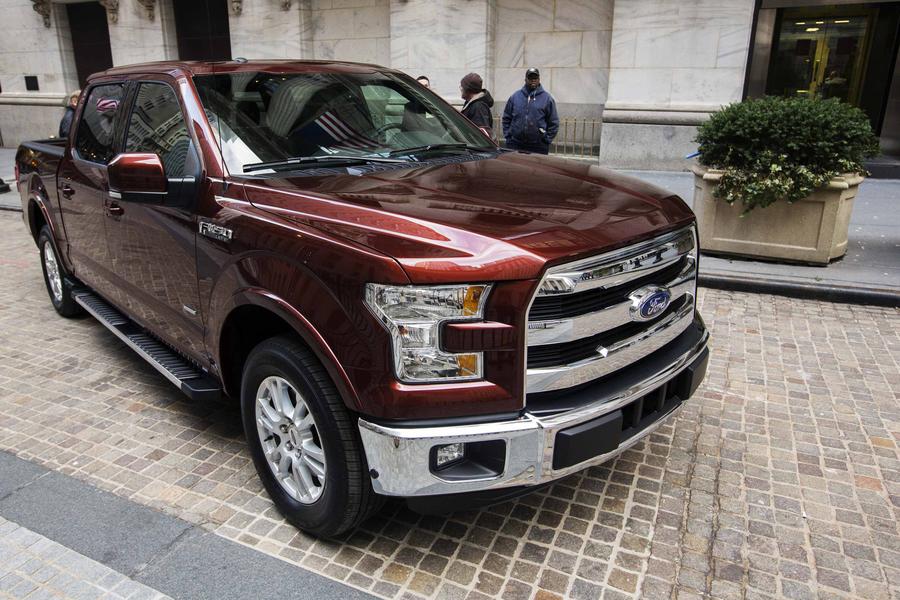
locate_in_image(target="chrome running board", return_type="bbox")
[73,290,222,402]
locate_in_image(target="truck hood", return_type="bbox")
[243,152,695,283]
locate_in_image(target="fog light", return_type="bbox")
[434,443,465,469]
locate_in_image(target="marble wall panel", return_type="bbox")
[581,30,611,69]
[496,0,554,34]
[313,7,357,40]
[716,24,752,68]
[554,0,613,32]
[353,6,390,38]
[633,27,719,69]
[315,38,379,63]
[606,0,753,109]
[228,2,304,59]
[0,0,74,94]
[607,68,674,106]
[109,0,177,66]
[311,1,390,63]
[332,0,389,8]
[524,32,582,68]
[670,67,744,106]
[553,67,608,104]
[0,105,63,146]
[495,33,525,68]
[494,67,528,101]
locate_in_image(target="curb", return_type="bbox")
[699,272,900,308]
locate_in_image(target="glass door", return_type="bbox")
[766,10,873,106]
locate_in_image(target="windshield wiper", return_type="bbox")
[243,154,408,173]
[387,143,494,158]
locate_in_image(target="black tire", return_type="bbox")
[241,335,383,537]
[38,225,82,318]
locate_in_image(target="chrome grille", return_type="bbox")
[526,227,698,395]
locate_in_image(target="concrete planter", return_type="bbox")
[691,166,864,265]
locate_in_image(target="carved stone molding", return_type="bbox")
[136,0,156,20]
[30,0,51,28]
[231,0,242,15]
[98,0,119,23]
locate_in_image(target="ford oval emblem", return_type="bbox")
[628,286,672,322]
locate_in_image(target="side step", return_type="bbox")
[73,290,222,402]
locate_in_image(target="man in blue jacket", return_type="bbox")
[502,68,559,154]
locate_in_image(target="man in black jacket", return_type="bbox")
[459,73,494,138]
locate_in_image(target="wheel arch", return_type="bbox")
[27,195,51,243]
[216,289,361,413]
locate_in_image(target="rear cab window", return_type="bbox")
[74,83,124,164]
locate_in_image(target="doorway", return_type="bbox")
[66,2,114,87]
[172,0,232,61]
[766,9,874,104]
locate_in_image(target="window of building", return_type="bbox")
[74,83,124,164]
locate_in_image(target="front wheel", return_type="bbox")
[241,336,383,537]
[38,225,82,318]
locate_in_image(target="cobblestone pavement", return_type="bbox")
[0,210,898,600]
[0,516,171,600]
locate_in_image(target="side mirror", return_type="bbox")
[108,153,167,203]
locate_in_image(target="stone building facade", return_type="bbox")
[1,0,898,169]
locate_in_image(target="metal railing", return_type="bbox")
[491,115,602,160]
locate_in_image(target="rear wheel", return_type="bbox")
[38,226,82,318]
[241,336,383,537]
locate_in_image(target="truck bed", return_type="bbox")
[16,138,66,221]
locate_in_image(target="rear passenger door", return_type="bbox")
[104,79,206,362]
[57,82,124,297]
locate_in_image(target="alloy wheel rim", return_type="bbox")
[43,241,63,303]
[255,375,327,504]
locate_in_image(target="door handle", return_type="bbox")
[61,184,74,198]
[106,203,124,217]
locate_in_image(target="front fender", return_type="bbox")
[216,287,362,412]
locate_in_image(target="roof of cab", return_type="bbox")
[89,59,390,81]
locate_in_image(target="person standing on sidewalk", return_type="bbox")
[502,68,558,154]
[58,89,80,139]
[459,73,494,137]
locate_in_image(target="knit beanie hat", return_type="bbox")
[460,73,483,94]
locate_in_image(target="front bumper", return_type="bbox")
[358,316,709,497]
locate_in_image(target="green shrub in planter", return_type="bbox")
[694,97,879,212]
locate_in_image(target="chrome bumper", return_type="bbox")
[358,323,708,497]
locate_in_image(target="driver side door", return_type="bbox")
[104,79,207,363]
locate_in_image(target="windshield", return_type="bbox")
[193,70,493,174]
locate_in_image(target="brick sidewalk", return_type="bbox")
[0,210,898,599]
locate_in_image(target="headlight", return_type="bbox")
[365,284,490,383]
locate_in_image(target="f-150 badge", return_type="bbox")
[199,221,233,242]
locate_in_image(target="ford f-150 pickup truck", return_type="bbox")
[16,60,708,537]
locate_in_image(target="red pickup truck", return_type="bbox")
[16,60,708,537]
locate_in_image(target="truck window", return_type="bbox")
[74,83,124,164]
[125,83,192,178]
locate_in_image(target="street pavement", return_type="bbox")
[0,209,898,599]
[1,147,897,305]
[0,514,172,600]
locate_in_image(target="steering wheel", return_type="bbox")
[374,122,403,143]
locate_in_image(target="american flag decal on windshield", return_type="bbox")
[313,111,376,150]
